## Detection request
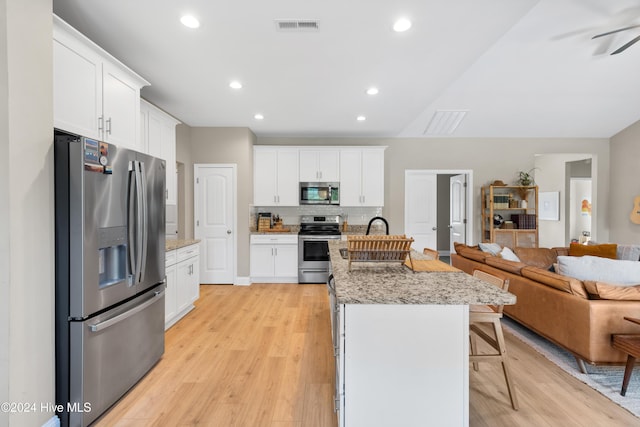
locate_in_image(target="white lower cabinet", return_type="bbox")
[250,234,298,283]
[165,243,200,329]
[336,304,469,427]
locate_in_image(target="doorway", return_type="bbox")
[567,159,592,243]
[404,170,473,258]
[194,164,237,284]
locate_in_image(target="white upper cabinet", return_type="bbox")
[53,15,149,151]
[254,147,299,206]
[299,149,340,182]
[140,99,180,205]
[339,148,385,207]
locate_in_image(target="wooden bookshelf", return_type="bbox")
[481,185,538,248]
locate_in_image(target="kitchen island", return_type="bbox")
[328,242,515,427]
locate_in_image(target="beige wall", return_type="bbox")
[175,124,192,240]
[181,127,255,279]
[610,120,640,243]
[3,0,55,426]
[0,0,9,423]
[258,137,610,244]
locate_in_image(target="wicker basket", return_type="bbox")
[346,235,415,271]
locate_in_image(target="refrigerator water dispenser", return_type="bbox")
[97,226,128,288]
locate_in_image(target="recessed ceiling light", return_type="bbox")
[229,81,243,89]
[366,87,379,95]
[180,15,200,29]
[356,115,366,121]
[393,18,412,32]
[254,113,264,120]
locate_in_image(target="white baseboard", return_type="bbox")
[43,415,60,427]
[234,276,251,286]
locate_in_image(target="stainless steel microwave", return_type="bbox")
[300,182,340,205]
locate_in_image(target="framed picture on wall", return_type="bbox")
[540,191,560,221]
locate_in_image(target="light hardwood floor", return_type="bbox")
[94,284,640,427]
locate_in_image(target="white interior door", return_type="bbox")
[449,174,467,253]
[194,164,236,284]
[405,171,437,252]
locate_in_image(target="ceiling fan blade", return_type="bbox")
[611,34,640,55]
[592,24,640,39]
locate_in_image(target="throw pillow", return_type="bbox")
[557,255,640,285]
[617,245,640,261]
[499,246,521,262]
[568,242,617,259]
[478,242,502,256]
[513,247,557,270]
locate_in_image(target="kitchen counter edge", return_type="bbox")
[166,239,201,252]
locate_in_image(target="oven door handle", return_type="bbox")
[299,235,342,241]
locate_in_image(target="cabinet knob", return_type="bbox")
[227,229,232,235]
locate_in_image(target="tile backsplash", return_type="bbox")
[249,205,383,230]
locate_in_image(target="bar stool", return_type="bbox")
[469,269,519,410]
[422,247,439,260]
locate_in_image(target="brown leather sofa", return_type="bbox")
[451,244,640,372]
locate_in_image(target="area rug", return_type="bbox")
[502,317,640,418]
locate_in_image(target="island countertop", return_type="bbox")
[329,241,516,306]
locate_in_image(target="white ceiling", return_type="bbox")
[52,0,640,138]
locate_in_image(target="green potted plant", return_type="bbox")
[517,169,536,186]
[516,168,537,203]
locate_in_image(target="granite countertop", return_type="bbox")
[329,241,516,306]
[250,230,298,235]
[166,239,201,252]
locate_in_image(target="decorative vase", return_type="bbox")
[521,200,528,209]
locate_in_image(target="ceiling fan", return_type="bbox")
[592,24,640,55]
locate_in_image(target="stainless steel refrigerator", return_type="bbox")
[54,130,166,427]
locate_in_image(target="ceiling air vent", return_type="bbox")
[275,19,320,32]
[423,110,468,135]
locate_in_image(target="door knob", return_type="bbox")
[227,230,232,234]
[432,227,437,231]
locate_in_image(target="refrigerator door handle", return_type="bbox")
[128,163,137,282]
[139,161,148,283]
[88,289,165,333]
[134,161,144,284]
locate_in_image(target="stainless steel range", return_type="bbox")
[298,215,341,283]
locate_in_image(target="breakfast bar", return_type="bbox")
[328,242,516,427]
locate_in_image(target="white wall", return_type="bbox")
[610,119,640,244]
[569,178,592,241]
[3,0,55,426]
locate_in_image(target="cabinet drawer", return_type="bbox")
[250,234,298,245]
[165,250,177,267]
[177,243,200,262]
